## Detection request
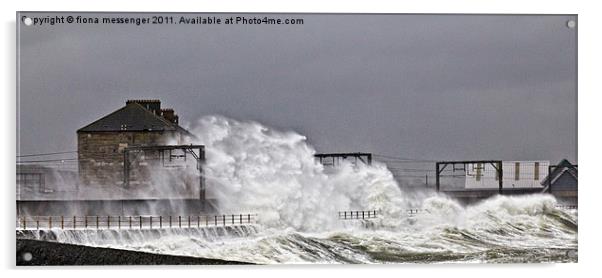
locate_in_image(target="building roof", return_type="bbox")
[541,159,578,186]
[77,102,191,135]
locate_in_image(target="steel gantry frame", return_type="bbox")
[435,160,503,193]
[123,145,205,200]
[314,152,372,167]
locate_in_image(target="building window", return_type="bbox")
[534,162,540,180]
[515,162,520,181]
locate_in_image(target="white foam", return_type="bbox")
[187,115,405,231]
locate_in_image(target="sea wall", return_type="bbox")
[17,239,252,265]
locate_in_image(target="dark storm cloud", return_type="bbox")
[17,13,577,163]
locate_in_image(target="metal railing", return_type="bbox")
[555,205,578,210]
[337,204,576,222]
[407,209,420,215]
[338,210,380,220]
[338,209,426,220]
[16,214,258,230]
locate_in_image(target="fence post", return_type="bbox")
[73,216,76,229]
[222,215,226,226]
[178,216,182,228]
[214,215,217,226]
[129,216,132,229]
[96,216,99,230]
[239,214,242,225]
[169,216,172,228]
[159,216,162,229]
[49,216,52,229]
[197,216,200,228]
[150,216,153,229]
[107,216,110,229]
[118,216,121,230]
[247,214,250,223]
[22,217,26,230]
[61,216,64,229]
[139,216,142,229]
[36,217,39,230]
[188,216,191,228]
[85,216,88,229]
[205,215,208,226]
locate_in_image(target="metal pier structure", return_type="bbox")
[123,144,205,201]
[436,160,503,193]
[434,159,577,205]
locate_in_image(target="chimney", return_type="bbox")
[126,99,161,115]
[160,108,179,124]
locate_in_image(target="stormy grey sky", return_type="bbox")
[17,13,577,163]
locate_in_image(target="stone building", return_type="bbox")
[77,100,193,187]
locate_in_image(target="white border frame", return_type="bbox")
[2,1,599,277]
